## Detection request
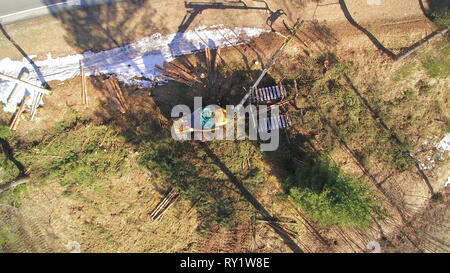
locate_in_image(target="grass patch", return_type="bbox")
[0,224,20,252]
[393,63,416,82]
[420,43,450,78]
[1,111,131,197]
[421,54,450,78]
[138,139,264,232]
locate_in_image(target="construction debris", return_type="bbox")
[258,114,292,132]
[238,18,303,107]
[250,84,286,103]
[0,72,50,95]
[6,68,30,109]
[149,189,180,221]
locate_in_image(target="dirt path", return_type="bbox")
[0,0,436,61]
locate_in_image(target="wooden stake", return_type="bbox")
[10,95,30,131]
[80,60,88,106]
[205,47,211,72]
[30,92,43,121]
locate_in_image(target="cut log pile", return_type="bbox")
[155,62,202,87]
[103,75,128,113]
[149,189,180,221]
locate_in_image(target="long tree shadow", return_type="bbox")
[0,24,49,89]
[338,0,396,59]
[198,142,304,253]
[339,0,447,61]
[0,138,25,176]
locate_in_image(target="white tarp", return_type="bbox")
[0,25,268,112]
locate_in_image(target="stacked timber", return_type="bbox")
[155,62,202,87]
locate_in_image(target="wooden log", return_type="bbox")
[104,78,126,113]
[153,192,179,220]
[212,47,220,72]
[30,92,43,121]
[165,62,201,84]
[205,47,211,72]
[149,191,174,218]
[156,63,201,86]
[110,76,127,110]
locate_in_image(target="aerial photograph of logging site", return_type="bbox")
[0,0,449,258]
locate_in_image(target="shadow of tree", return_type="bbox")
[0,24,49,88]
[198,142,304,253]
[339,0,448,61]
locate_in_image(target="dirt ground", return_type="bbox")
[0,0,437,59]
[1,0,449,253]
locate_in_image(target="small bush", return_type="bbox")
[432,7,450,28]
[0,126,12,139]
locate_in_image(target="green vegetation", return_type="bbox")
[138,139,264,231]
[393,63,416,82]
[0,126,12,139]
[421,54,450,78]
[307,70,414,172]
[432,6,450,28]
[285,156,386,228]
[0,224,20,252]
[1,110,130,197]
[418,41,450,78]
